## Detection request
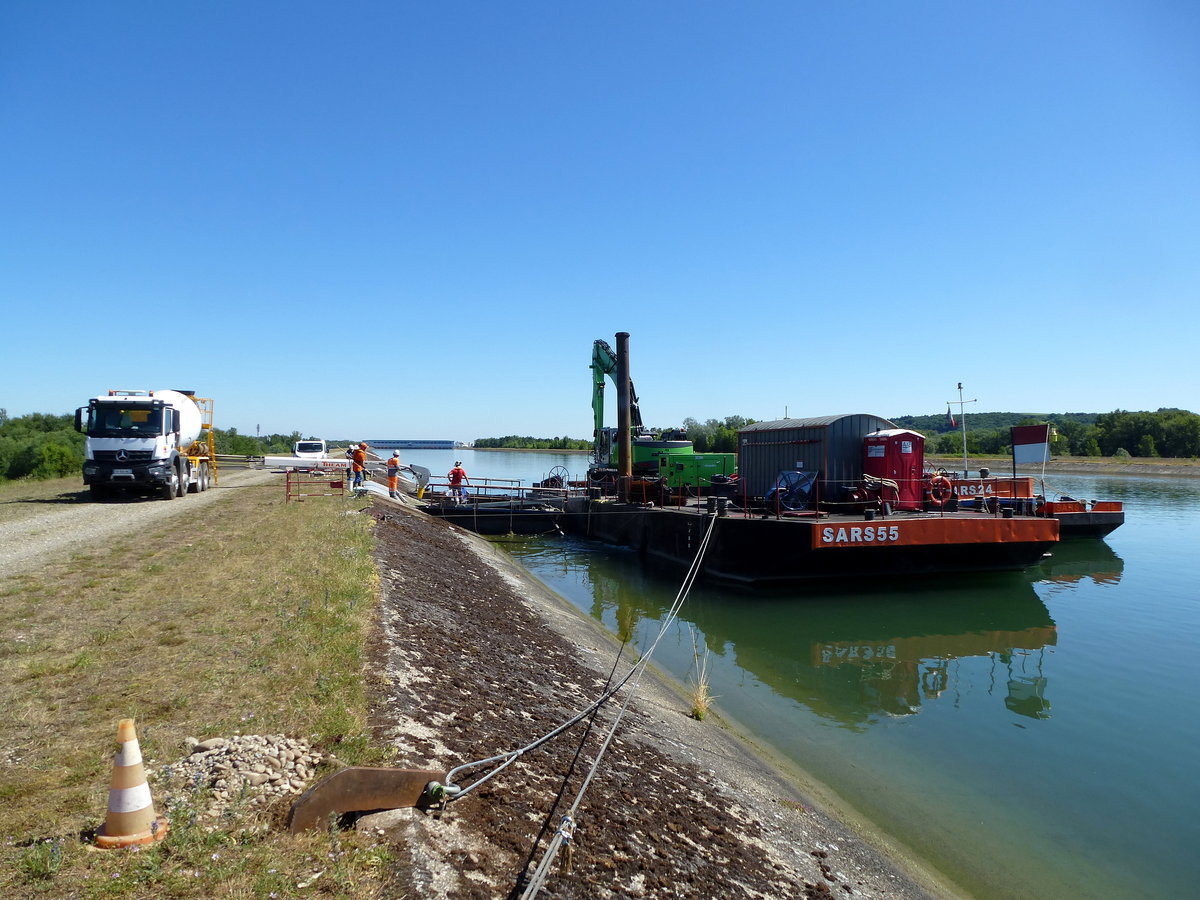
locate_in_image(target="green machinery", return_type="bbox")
[589,338,736,490]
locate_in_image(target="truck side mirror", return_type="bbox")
[74,408,85,433]
[171,409,181,435]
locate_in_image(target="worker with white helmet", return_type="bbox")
[447,460,469,504]
[386,450,403,499]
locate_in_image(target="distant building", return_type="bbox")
[367,439,457,450]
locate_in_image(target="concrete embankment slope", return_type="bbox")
[367,499,961,899]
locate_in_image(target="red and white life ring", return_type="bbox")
[928,475,953,506]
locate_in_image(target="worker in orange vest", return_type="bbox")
[351,442,368,488]
[386,450,402,499]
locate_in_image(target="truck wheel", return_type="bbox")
[161,469,178,501]
[177,465,188,498]
[198,463,209,492]
[188,462,201,493]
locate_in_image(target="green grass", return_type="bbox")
[0,477,405,898]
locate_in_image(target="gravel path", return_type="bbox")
[0,467,278,578]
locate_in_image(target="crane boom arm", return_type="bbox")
[592,339,644,445]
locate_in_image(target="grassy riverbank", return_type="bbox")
[0,476,395,897]
[927,454,1200,477]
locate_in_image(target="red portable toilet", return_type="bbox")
[863,429,926,510]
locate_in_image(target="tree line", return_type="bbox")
[473,435,592,451]
[3,405,1196,484]
[476,409,1200,459]
[474,416,755,454]
[894,408,1200,458]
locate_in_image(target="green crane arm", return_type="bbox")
[591,339,644,445]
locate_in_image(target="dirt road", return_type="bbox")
[0,467,278,578]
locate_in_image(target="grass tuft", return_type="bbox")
[687,625,716,721]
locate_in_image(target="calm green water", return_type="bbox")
[406,451,1200,899]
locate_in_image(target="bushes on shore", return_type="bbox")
[0,412,84,481]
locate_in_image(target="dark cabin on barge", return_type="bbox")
[738,414,899,505]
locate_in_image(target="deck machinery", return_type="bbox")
[589,335,736,495]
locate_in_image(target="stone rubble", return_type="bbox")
[153,733,331,823]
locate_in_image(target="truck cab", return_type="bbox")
[76,389,215,500]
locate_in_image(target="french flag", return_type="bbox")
[946,406,956,428]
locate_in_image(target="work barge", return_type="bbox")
[562,333,1060,587]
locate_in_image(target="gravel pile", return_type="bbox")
[154,734,331,824]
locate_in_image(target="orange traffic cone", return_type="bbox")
[95,718,169,849]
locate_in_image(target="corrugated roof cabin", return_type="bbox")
[737,414,898,500]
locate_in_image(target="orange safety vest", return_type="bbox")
[352,449,366,472]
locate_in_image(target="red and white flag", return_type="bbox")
[1011,425,1051,465]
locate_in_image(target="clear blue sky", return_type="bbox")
[3,1,1197,442]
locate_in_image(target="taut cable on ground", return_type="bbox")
[516,511,720,899]
[432,510,719,809]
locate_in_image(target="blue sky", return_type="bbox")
[3,1,1197,442]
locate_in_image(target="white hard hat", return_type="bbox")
[392,450,400,456]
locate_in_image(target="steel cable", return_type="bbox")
[518,511,719,898]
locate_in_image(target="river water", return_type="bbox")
[402,449,1200,899]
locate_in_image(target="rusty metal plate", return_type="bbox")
[287,767,447,833]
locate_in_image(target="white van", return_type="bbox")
[292,439,327,459]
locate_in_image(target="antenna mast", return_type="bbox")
[946,382,977,477]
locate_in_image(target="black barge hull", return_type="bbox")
[562,499,1059,588]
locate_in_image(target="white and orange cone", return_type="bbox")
[95,718,169,849]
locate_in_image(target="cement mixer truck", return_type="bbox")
[75,389,217,500]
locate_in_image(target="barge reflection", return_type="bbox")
[1033,539,1124,587]
[504,537,1130,727]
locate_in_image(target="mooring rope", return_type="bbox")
[433,510,718,808]
[517,511,720,899]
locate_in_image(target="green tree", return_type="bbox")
[0,413,85,480]
[31,441,81,479]
[933,433,960,455]
[1162,411,1200,457]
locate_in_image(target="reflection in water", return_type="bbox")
[1034,539,1125,587]
[684,585,1057,728]
[509,537,1067,728]
[999,648,1052,719]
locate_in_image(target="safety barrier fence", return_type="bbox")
[284,469,345,503]
[421,476,576,501]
